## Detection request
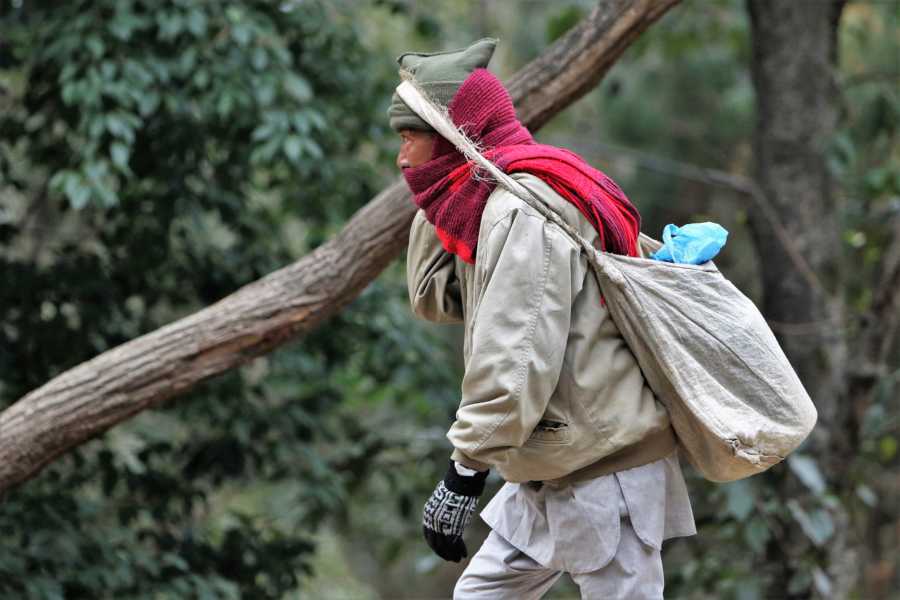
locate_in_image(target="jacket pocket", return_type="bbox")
[526,419,571,445]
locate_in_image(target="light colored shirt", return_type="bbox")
[478,452,696,574]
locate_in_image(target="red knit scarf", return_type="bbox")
[402,68,640,264]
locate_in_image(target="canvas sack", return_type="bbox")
[514,184,818,482]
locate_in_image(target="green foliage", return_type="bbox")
[833,3,900,312]
[0,0,456,597]
[596,0,753,211]
[545,5,586,43]
[9,0,338,209]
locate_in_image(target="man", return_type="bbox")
[389,38,695,599]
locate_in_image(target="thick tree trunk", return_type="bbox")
[0,0,681,495]
[747,1,856,597]
[748,0,846,452]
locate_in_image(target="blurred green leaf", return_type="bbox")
[812,567,833,597]
[724,479,755,521]
[787,500,834,547]
[284,135,303,162]
[879,435,897,461]
[743,517,770,554]
[787,454,827,495]
[284,73,313,103]
[855,484,878,507]
[110,142,130,171]
[187,9,208,37]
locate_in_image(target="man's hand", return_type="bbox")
[422,459,489,562]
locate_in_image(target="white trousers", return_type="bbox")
[453,520,664,600]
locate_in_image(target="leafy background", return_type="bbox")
[0,0,897,598]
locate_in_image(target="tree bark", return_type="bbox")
[748,0,847,450]
[0,0,681,495]
[747,1,855,597]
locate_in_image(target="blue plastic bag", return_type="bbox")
[650,222,728,265]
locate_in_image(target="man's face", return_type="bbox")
[396,129,436,170]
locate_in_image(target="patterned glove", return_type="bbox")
[422,459,489,562]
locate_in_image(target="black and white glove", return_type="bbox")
[422,459,489,562]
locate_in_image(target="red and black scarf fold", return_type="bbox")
[402,68,640,264]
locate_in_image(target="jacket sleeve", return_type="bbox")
[406,209,464,324]
[448,204,577,472]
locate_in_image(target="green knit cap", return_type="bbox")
[388,37,498,132]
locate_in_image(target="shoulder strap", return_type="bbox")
[503,178,607,268]
[507,179,659,261]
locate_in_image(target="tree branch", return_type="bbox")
[0,0,681,495]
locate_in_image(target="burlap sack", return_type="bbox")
[514,186,817,482]
[594,234,818,481]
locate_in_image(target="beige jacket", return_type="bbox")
[407,172,675,484]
